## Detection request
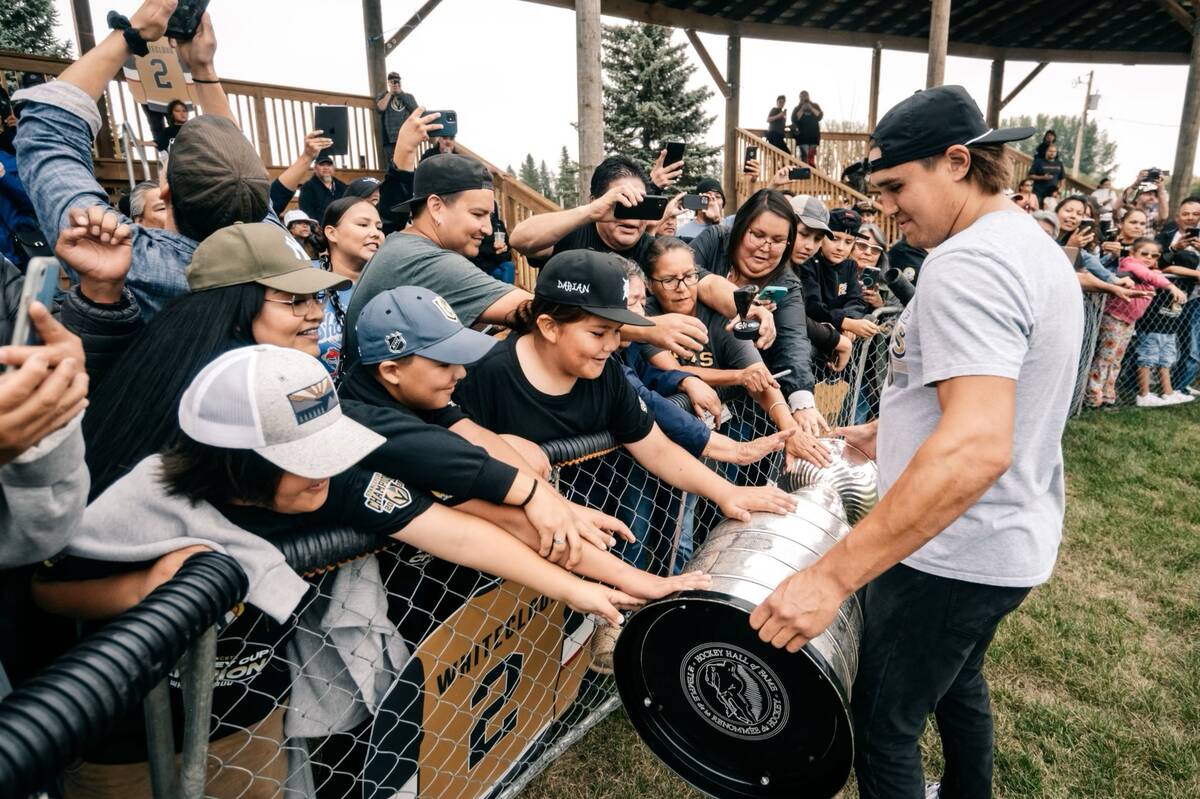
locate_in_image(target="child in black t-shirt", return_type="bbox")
[348,285,713,600]
[34,345,644,795]
[453,250,798,522]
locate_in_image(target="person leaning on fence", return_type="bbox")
[79,222,351,498]
[345,284,712,604]
[1087,239,1186,409]
[310,196,384,373]
[1156,196,1200,395]
[506,154,779,359]
[788,195,854,373]
[452,249,799,521]
[749,86,1084,799]
[617,259,798,467]
[799,207,881,355]
[1099,207,1149,267]
[1132,247,1198,407]
[35,344,649,798]
[685,189,829,439]
[13,1,270,318]
[641,237,831,470]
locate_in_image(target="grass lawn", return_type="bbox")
[524,402,1200,799]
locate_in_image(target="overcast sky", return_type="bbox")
[53,0,1192,187]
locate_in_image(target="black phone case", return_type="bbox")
[313,106,350,157]
[614,196,670,220]
[165,0,210,41]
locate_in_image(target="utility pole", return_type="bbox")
[1072,70,1094,179]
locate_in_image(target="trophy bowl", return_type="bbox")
[613,441,878,799]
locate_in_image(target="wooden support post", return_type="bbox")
[867,43,882,132]
[685,29,731,99]
[383,0,446,54]
[926,0,951,88]
[1000,62,1048,111]
[362,0,387,164]
[723,34,741,202]
[986,59,1004,127]
[1171,18,1200,216]
[69,0,116,157]
[576,0,604,200]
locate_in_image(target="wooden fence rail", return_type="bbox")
[734,128,899,245]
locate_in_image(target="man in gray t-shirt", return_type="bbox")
[750,86,1083,799]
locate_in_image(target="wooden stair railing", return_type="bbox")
[735,128,898,245]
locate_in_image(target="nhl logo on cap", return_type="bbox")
[385,331,407,354]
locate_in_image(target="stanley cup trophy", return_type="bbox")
[613,439,879,799]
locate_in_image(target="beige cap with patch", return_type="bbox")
[186,222,351,295]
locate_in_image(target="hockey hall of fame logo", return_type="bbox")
[680,643,789,740]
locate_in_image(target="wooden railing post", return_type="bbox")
[252,91,273,166]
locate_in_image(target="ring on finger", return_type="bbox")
[552,538,565,546]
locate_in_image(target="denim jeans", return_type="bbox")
[1170,298,1200,390]
[853,564,1031,799]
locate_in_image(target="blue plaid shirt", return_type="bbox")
[14,81,282,319]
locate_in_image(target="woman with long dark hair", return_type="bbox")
[688,188,826,437]
[311,196,383,372]
[83,223,349,497]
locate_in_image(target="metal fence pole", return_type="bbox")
[179,627,219,799]
[142,678,180,799]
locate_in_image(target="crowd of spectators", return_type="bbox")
[0,3,1194,795]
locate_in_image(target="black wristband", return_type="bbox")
[107,11,150,57]
[517,479,538,508]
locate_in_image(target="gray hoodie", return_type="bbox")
[0,415,88,568]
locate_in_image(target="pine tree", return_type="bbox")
[555,146,581,208]
[518,154,540,189]
[0,0,73,57]
[601,23,719,187]
[538,160,555,201]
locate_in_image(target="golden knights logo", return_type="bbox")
[362,473,414,513]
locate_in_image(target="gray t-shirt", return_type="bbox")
[877,210,1084,588]
[341,233,514,376]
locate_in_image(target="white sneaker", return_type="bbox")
[924,781,941,799]
[1163,391,1196,404]
[1136,394,1168,407]
[1186,386,1200,396]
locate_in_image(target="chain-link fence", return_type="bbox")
[0,323,900,799]
[1075,276,1200,414]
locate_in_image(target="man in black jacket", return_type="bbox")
[1157,196,1200,394]
[298,156,346,224]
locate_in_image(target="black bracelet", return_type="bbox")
[192,78,221,84]
[517,479,538,508]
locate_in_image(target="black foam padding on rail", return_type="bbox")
[272,525,388,574]
[0,552,247,797]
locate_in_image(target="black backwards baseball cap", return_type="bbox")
[868,85,1034,172]
[392,153,493,212]
[828,207,862,236]
[536,250,654,327]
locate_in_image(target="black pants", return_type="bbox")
[852,564,1031,799]
[766,132,787,152]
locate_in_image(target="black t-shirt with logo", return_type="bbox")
[37,467,432,764]
[541,222,655,272]
[453,335,656,445]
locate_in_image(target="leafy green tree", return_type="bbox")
[0,0,73,57]
[1003,113,1119,182]
[554,146,580,208]
[602,23,719,187]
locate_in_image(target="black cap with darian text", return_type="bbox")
[868,85,1034,172]
[535,250,654,327]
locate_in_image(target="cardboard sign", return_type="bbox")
[123,42,195,113]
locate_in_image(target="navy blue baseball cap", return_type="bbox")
[356,286,498,366]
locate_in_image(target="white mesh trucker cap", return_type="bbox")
[178,345,385,479]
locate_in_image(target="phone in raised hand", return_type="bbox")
[3,257,61,371]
